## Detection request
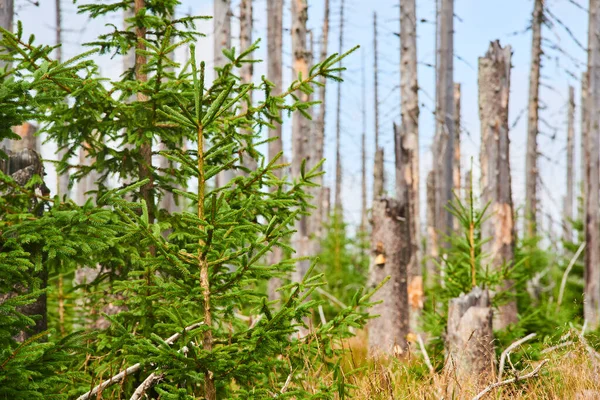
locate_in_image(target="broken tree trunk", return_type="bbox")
[0,149,49,342]
[434,0,455,246]
[399,0,421,327]
[395,124,422,331]
[478,40,518,329]
[360,51,368,233]
[445,287,495,386]
[525,0,543,237]
[291,0,310,283]
[564,86,575,242]
[585,0,600,330]
[368,195,409,356]
[267,0,284,301]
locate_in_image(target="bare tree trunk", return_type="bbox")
[133,0,154,225]
[399,0,421,327]
[214,0,233,187]
[0,0,12,73]
[478,40,518,329]
[525,0,543,237]
[434,0,454,247]
[291,0,310,283]
[0,149,48,342]
[581,72,589,193]
[334,0,345,213]
[360,51,368,233]
[564,86,575,242]
[464,168,472,202]
[453,83,461,200]
[368,197,409,356]
[54,0,70,198]
[585,0,600,330]
[240,0,256,175]
[425,170,437,288]
[311,0,330,249]
[372,12,384,200]
[267,0,284,301]
[445,287,495,386]
[322,186,331,225]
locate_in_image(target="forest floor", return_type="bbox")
[316,331,600,399]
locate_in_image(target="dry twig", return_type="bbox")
[472,359,549,400]
[498,333,537,382]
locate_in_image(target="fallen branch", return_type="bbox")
[130,372,163,400]
[416,334,434,374]
[471,359,548,400]
[540,341,574,354]
[498,333,537,382]
[318,305,327,325]
[557,242,585,308]
[76,322,203,400]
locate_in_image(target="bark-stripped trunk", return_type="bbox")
[585,0,600,330]
[372,13,383,200]
[55,0,70,198]
[445,287,494,386]
[267,0,284,301]
[478,40,518,329]
[368,197,409,356]
[240,0,256,175]
[425,170,437,288]
[434,0,454,247]
[525,0,543,237]
[0,0,12,73]
[214,0,233,187]
[334,0,345,212]
[360,52,368,233]
[453,83,461,199]
[399,0,421,327]
[564,86,575,242]
[291,0,310,283]
[581,72,589,194]
[310,0,329,248]
[464,168,472,202]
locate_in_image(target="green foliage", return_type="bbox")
[0,1,370,398]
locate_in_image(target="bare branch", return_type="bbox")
[557,242,585,308]
[416,334,434,374]
[472,360,549,400]
[498,333,537,382]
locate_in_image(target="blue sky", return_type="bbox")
[15,0,588,234]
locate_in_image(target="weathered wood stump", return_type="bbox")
[446,287,495,387]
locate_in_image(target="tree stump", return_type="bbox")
[446,287,495,387]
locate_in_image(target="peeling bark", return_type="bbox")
[478,40,518,329]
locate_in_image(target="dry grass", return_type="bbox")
[316,331,600,399]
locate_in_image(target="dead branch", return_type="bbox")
[416,333,434,374]
[472,360,549,400]
[557,242,586,308]
[540,341,574,354]
[315,287,347,308]
[498,333,537,381]
[130,372,163,400]
[76,322,203,400]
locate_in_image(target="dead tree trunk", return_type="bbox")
[525,0,543,237]
[464,168,472,202]
[214,0,233,187]
[372,12,383,200]
[478,40,518,329]
[368,197,409,356]
[425,171,437,288]
[434,0,455,247]
[585,0,600,330]
[581,72,589,194]
[445,287,495,385]
[334,0,345,213]
[564,86,575,242]
[240,0,256,175]
[0,149,49,342]
[55,0,70,198]
[267,0,284,301]
[310,0,330,248]
[360,52,368,233]
[399,0,421,324]
[291,0,310,283]
[453,83,461,200]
